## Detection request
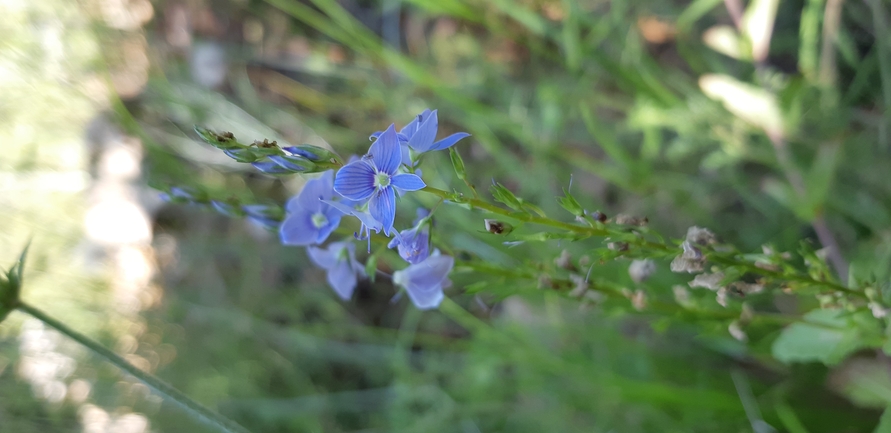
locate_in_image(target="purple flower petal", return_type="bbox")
[252,160,291,174]
[327,259,358,300]
[280,213,320,246]
[391,173,426,192]
[334,160,376,200]
[369,187,396,236]
[289,170,334,213]
[399,109,430,138]
[394,254,454,309]
[430,132,471,152]
[407,109,438,153]
[369,124,402,174]
[307,242,363,300]
[389,226,430,264]
[322,200,383,234]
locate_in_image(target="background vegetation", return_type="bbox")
[2,0,891,431]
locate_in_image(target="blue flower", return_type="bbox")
[371,109,470,158]
[280,170,342,246]
[333,124,426,236]
[392,252,454,310]
[307,241,365,300]
[388,209,430,264]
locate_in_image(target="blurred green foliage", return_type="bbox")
[5,0,891,431]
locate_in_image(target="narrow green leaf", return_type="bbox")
[448,147,467,181]
[490,183,524,211]
[557,188,584,216]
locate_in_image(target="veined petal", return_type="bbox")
[290,170,334,212]
[334,161,375,200]
[406,254,454,288]
[279,212,319,246]
[405,285,444,310]
[399,109,430,138]
[314,212,341,244]
[327,258,358,300]
[407,109,438,153]
[321,200,383,234]
[369,187,397,236]
[394,254,453,310]
[391,173,426,192]
[430,132,470,152]
[369,124,402,174]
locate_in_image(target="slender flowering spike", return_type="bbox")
[392,252,454,310]
[388,209,431,264]
[307,241,365,300]
[333,124,426,235]
[280,170,342,246]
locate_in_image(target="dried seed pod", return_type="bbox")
[607,242,629,252]
[728,321,747,342]
[628,259,656,283]
[555,250,575,270]
[568,274,588,297]
[685,226,716,245]
[688,272,724,291]
[484,219,513,235]
[615,214,648,226]
[590,210,608,223]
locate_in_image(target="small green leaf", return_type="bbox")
[772,309,872,365]
[448,147,467,181]
[557,188,584,216]
[0,242,30,323]
[249,146,284,157]
[223,148,260,163]
[490,182,523,211]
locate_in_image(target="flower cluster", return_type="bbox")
[274,110,468,309]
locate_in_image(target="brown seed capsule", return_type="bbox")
[253,139,278,148]
[607,242,629,252]
[484,219,513,235]
[216,131,235,142]
[591,210,608,223]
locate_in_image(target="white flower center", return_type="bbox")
[374,172,390,189]
[311,212,328,229]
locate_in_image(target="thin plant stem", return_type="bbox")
[15,302,253,433]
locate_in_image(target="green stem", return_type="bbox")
[16,302,253,433]
[421,186,607,236]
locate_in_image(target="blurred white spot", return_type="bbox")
[84,201,152,245]
[68,379,92,404]
[699,74,783,140]
[110,413,148,433]
[191,42,227,88]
